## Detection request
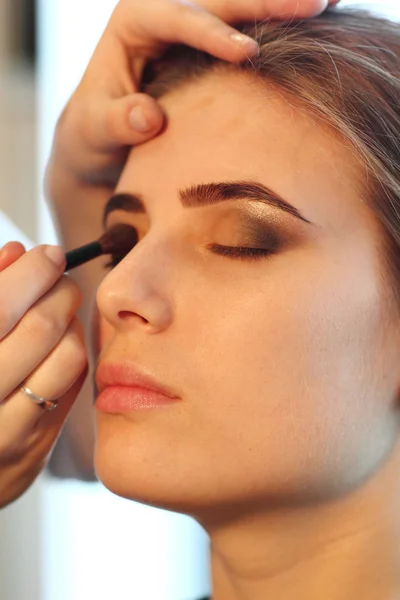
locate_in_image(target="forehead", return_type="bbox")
[117,71,369,232]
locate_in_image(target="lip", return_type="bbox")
[95,361,179,399]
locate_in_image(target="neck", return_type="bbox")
[203,438,400,600]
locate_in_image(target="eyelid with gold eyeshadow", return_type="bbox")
[103,237,281,270]
[102,210,286,270]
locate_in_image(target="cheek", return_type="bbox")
[186,245,388,406]
[177,252,395,497]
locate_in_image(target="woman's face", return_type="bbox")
[94,71,400,518]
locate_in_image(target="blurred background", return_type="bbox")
[0,1,399,599]
[0,0,36,242]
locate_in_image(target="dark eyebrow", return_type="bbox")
[103,193,144,227]
[102,181,313,227]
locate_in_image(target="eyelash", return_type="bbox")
[207,244,273,260]
[103,244,272,271]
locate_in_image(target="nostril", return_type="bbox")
[118,310,149,324]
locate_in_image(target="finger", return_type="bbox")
[0,244,66,339]
[28,367,89,465]
[0,317,87,459]
[113,0,330,65]
[0,242,25,271]
[104,93,165,146]
[0,276,82,399]
[0,368,88,512]
[112,0,259,64]
[199,0,330,20]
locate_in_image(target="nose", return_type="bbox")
[96,236,174,334]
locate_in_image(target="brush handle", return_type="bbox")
[64,241,103,272]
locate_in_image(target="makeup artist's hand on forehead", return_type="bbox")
[51,0,339,189]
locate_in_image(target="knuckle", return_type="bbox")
[105,106,121,142]
[176,1,203,16]
[25,279,82,341]
[27,305,62,340]
[71,344,88,375]
[0,435,26,462]
[50,276,82,316]
[55,97,83,142]
[28,246,59,280]
[62,319,88,373]
[174,2,209,30]
[61,277,83,313]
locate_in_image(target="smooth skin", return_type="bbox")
[95,71,400,600]
[1,0,338,503]
[47,0,341,478]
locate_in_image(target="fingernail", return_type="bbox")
[229,32,259,53]
[129,106,152,132]
[44,245,65,267]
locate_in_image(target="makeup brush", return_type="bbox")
[64,224,138,272]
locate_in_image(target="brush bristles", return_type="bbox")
[64,224,138,272]
[99,224,138,254]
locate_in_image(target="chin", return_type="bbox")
[94,453,212,518]
[93,419,208,517]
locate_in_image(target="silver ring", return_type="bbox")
[20,385,58,412]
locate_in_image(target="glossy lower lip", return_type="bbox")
[95,385,179,413]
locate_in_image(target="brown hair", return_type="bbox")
[142,7,400,309]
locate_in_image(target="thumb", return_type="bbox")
[103,93,165,147]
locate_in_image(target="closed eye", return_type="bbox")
[207,244,275,260]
